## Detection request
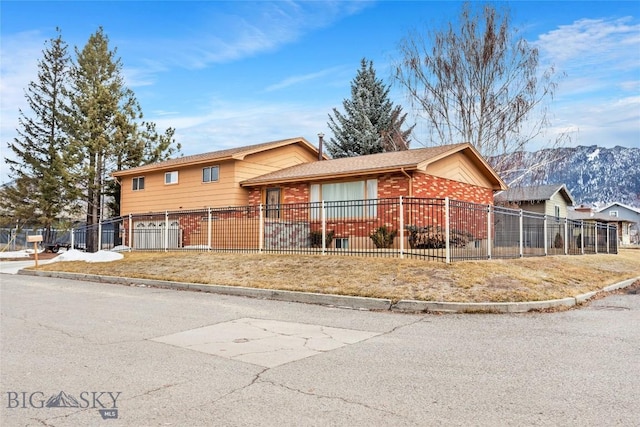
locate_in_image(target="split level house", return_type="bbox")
[112,137,506,249]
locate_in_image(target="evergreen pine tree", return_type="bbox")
[3,29,77,242]
[65,28,181,250]
[326,58,414,158]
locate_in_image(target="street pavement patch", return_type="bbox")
[151,317,380,368]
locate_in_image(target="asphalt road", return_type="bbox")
[1,274,638,426]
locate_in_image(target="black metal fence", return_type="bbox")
[2,197,619,262]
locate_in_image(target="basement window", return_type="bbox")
[335,238,349,249]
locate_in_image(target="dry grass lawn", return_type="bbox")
[31,248,640,303]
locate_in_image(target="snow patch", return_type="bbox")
[0,250,31,259]
[50,249,124,263]
[587,148,600,161]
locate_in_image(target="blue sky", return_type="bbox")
[1,1,639,184]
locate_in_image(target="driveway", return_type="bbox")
[1,274,638,426]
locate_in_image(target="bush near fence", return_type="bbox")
[6,197,617,262]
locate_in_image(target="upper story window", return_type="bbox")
[609,210,618,217]
[554,205,561,219]
[165,171,178,185]
[132,176,145,191]
[202,166,219,183]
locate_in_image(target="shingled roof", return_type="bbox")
[112,137,319,176]
[494,184,575,205]
[240,142,505,189]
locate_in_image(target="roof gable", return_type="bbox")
[240,143,506,190]
[597,202,640,215]
[495,184,575,205]
[112,137,321,177]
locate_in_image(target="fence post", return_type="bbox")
[128,213,133,250]
[321,200,326,255]
[519,210,524,258]
[543,215,548,256]
[164,211,169,252]
[564,218,568,255]
[581,221,585,255]
[98,220,102,252]
[399,196,404,258]
[70,227,75,251]
[259,204,264,253]
[595,223,599,254]
[606,223,610,254]
[445,197,450,264]
[487,204,492,260]
[207,208,212,251]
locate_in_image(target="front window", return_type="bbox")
[310,179,377,218]
[165,171,178,185]
[132,176,145,191]
[554,205,561,219]
[203,166,219,183]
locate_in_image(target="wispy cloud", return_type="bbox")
[532,17,640,148]
[264,66,346,92]
[535,17,640,77]
[134,1,372,70]
[150,98,331,156]
[0,31,46,141]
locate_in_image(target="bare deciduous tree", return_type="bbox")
[394,2,567,183]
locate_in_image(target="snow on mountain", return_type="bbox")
[497,145,640,207]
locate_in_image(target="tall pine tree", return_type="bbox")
[65,28,181,250]
[326,58,414,158]
[3,29,77,242]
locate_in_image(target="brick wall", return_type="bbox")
[412,173,494,205]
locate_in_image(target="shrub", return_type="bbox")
[554,232,564,249]
[310,230,334,248]
[370,225,397,249]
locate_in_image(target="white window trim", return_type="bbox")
[132,176,145,191]
[165,171,179,185]
[203,165,219,183]
[310,179,378,219]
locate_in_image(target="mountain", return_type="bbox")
[497,145,640,207]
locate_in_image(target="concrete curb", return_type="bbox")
[17,270,392,311]
[17,270,639,314]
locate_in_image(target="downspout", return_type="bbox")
[400,168,413,197]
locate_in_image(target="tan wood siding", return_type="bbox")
[118,144,318,214]
[119,161,248,214]
[235,145,319,183]
[424,152,493,188]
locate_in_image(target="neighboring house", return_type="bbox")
[567,205,633,247]
[597,202,639,245]
[493,184,576,252]
[568,203,639,246]
[112,137,325,214]
[494,184,575,219]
